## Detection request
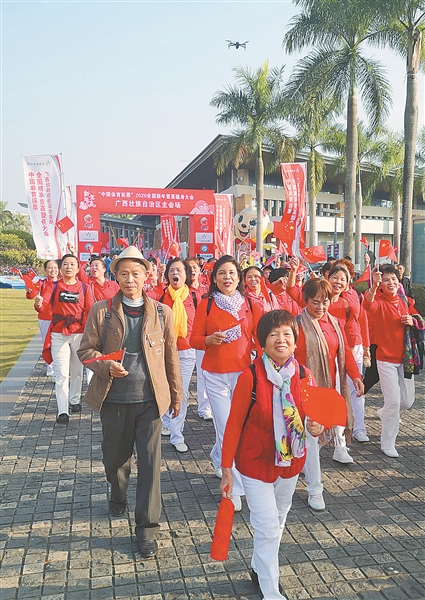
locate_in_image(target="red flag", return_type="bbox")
[273,220,296,245]
[301,380,347,429]
[203,262,214,272]
[378,239,397,261]
[360,236,369,250]
[10,268,40,292]
[116,238,129,248]
[277,163,307,255]
[83,349,125,365]
[263,254,275,268]
[27,268,38,281]
[86,244,95,255]
[210,486,235,561]
[216,312,245,332]
[354,266,371,286]
[161,215,180,259]
[10,267,23,277]
[56,216,74,234]
[300,245,327,263]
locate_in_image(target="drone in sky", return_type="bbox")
[226,40,249,50]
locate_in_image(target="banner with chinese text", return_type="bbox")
[274,163,307,257]
[23,155,63,259]
[214,194,234,257]
[160,215,181,259]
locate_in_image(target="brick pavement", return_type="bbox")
[0,359,424,600]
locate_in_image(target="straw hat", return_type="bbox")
[110,246,152,275]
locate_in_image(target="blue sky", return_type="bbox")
[2,0,423,213]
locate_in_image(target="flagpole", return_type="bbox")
[109,224,118,249]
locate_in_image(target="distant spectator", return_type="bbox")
[396,264,414,299]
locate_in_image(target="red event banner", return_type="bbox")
[274,163,307,257]
[161,215,180,258]
[214,194,234,257]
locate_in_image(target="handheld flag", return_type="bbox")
[116,238,129,248]
[354,266,371,286]
[210,486,235,561]
[56,216,74,234]
[360,236,369,250]
[218,316,245,333]
[83,349,125,365]
[10,268,40,292]
[378,239,397,262]
[300,245,327,264]
[301,380,347,429]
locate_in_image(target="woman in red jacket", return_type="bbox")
[159,258,197,453]
[190,255,262,511]
[221,310,322,599]
[28,259,59,377]
[36,254,94,424]
[243,266,279,314]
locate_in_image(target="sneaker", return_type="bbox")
[308,493,325,511]
[250,569,286,597]
[213,465,222,479]
[232,495,242,512]
[69,403,82,413]
[161,427,171,436]
[353,430,369,443]
[332,447,354,464]
[382,447,399,458]
[201,413,213,421]
[173,442,188,453]
[56,413,69,425]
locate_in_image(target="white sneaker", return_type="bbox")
[161,427,171,436]
[213,465,222,479]
[382,447,399,458]
[353,430,369,443]
[332,447,354,464]
[202,413,213,421]
[232,495,242,512]
[173,442,188,453]
[308,493,325,511]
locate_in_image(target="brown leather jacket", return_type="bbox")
[77,291,183,415]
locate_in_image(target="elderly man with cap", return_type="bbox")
[78,246,183,558]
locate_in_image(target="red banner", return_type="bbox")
[214,194,234,258]
[161,215,181,258]
[274,163,306,256]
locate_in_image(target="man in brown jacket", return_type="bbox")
[78,247,183,558]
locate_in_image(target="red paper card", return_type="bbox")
[300,380,347,428]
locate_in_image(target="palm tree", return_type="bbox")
[371,0,425,273]
[210,62,294,255]
[286,93,340,246]
[324,121,385,264]
[0,201,14,230]
[283,0,392,259]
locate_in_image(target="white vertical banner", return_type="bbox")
[55,184,77,256]
[22,154,63,259]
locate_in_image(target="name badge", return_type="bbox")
[59,291,80,304]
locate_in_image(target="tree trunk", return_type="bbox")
[256,150,264,256]
[393,192,401,260]
[344,87,358,259]
[354,172,362,266]
[401,30,421,276]
[308,189,317,246]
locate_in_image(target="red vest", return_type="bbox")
[235,357,307,482]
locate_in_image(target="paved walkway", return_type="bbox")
[0,353,424,600]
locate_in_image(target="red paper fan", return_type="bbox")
[300,380,347,428]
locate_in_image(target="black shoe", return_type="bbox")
[56,413,69,425]
[109,501,127,517]
[249,569,286,597]
[69,403,82,413]
[138,539,158,559]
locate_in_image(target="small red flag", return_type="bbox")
[116,238,129,248]
[56,216,74,234]
[378,239,397,261]
[217,315,245,333]
[27,268,38,281]
[300,245,327,264]
[210,486,235,561]
[354,266,371,286]
[360,236,369,250]
[83,349,125,365]
[301,380,347,429]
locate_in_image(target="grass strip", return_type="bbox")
[0,289,39,382]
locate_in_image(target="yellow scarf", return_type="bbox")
[168,284,189,340]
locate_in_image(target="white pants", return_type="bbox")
[377,360,415,450]
[196,350,211,417]
[303,430,323,496]
[242,473,298,600]
[39,320,54,377]
[203,370,245,496]
[162,348,196,445]
[347,344,366,433]
[51,332,84,416]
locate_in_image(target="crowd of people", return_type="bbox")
[25,245,424,599]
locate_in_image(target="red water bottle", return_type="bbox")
[210,486,235,561]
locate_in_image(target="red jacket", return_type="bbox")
[40,280,94,335]
[222,356,314,482]
[78,266,120,301]
[190,296,262,373]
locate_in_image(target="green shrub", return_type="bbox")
[0,233,40,268]
[2,229,36,250]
